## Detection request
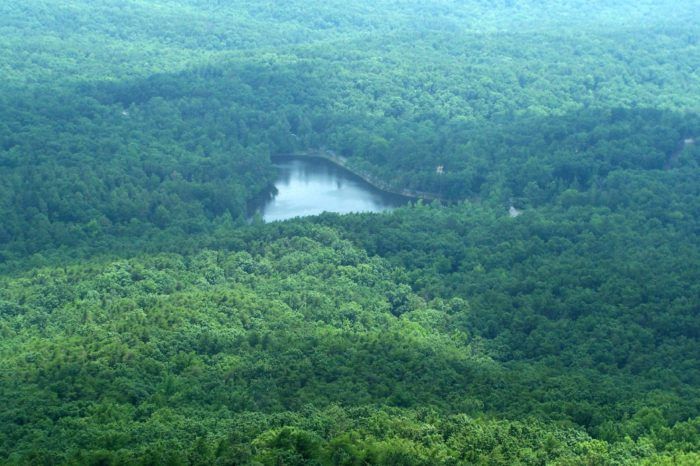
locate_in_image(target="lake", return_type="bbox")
[257,156,409,222]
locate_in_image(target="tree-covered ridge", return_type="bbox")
[0,231,484,418]
[1,227,699,463]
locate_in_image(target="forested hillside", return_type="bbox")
[1,0,699,464]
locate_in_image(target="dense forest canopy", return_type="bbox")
[1,0,699,464]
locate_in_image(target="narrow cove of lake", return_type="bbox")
[257,156,409,222]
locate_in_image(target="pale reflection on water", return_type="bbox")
[260,157,408,222]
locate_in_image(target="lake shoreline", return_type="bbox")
[273,150,446,202]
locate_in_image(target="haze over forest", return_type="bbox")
[1,1,699,464]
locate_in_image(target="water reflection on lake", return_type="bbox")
[258,157,408,222]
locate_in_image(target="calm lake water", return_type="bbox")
[258,157,409,222]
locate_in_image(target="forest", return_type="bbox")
[1,0,699,464]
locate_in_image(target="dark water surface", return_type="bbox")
[258,157,409,222]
